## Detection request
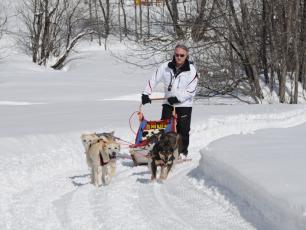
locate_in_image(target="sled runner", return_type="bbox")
[129,99,177,166]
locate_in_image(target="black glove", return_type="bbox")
[141,94,151,105]
[168,96,180,105]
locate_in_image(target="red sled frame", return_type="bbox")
[129,99,177,166]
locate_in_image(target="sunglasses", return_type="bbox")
[175,53,186,58]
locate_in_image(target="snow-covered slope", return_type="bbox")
[1,41,306,230]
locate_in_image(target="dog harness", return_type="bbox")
[99,151,109,166]
[99,151,116,166]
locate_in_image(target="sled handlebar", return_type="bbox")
[150,97,166,101]
[139,97,166,111]
[138,97,176,115]
[132,97,176,133]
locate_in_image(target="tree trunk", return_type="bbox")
[120,0,127,37]
[139,1,143,39]
[134,3,138,41]
[52,31,92,69]
[118,0,122,41]
[98,0,110,49]
[261,0,269,84]
[147,1,150,37]
[94,0,102,46]
[299,0,306,89]
[89,0,93,41]
[165,0,184,39]
[191,0,207,42]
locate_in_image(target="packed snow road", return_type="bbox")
[2,102,305,230]
[1,131,255,230]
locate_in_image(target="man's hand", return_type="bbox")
[168,97,180,105]
[141,94,151,105]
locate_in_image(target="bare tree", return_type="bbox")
[98,0,110,49]
[113,0,305,103]
[262,0,305,103]
[299,0,306,90]
[164,0,185,39]
[0,9,7,42]
[52,0,94,69]
[0,5,7,60]
[88,0,94,41]
[94,0,102,45]
[20,0,93,69]
[134,1,139,41]
[119,0,127,37]
[191,0,216,42]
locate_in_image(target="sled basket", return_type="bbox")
[129,113,176,166]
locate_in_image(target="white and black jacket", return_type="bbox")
[143,59,198,107]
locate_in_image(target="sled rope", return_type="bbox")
[114,136,134,146]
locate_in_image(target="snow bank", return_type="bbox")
[0,133,85,194]
[194,106,306,230]
[192,106,306,148]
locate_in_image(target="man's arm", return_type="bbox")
[176,66,198,103]
[142,64,165,95]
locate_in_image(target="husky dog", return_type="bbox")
[148,131,182,180]
[81,131,120,187]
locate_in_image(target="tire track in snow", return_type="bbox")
[134,158,255,230]
[8,175,73,230]
[157,163,256,229]
[149,107,306,230]
[54,185,100,230]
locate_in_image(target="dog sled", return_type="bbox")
[129,98,177,166]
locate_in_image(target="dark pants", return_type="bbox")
[161,104,192,156]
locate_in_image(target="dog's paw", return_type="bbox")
[104,175,111,185]
[156,179,166,184]
[94,182,100,187]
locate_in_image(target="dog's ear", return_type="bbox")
[110,130,115,136]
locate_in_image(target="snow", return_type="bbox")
[193,109,306,230]
[1,37,306,229]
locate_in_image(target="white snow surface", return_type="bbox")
[1,40,306,230]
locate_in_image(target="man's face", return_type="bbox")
[174,47,188,67]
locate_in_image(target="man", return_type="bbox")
[141,44,198,158]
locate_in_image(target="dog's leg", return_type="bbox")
[160,163,173,180]
[86,153,92,167]
[93,165,100,187]
[90,167,95,184]
[160,165,167,180]
[147,158,152,174]
[97,166,103,186]
[102,165,110,185]
[173,148,179,163]
[109,161,116,178]
[164,164,173,180]
[150,160,157,180]
[86,154,95,183]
